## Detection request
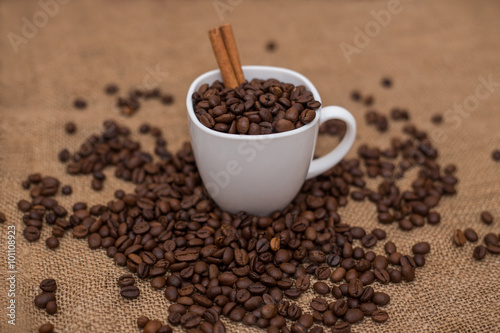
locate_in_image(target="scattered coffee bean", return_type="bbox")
[46,237,60,249]
[480,211,494,225]
[412,242,430,255]
[381,77,392,88]
[162,94,174,105]
[431,114,443,124]
[492,150,500,161]
[58,149,70,162]
[39,323,54,333]
[65,122,77,134]
[473,245,487,260]
[0,212,6,223]
[464,228,478,242]
[371,309,389,323]
[40,279,57,292]
[61,185,72,195]
[453,229,466,247]
[120,285,140,299]
[266,40,277,52]
[73,98,87,109]
[105,83,119,95]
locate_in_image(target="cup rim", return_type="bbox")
[186,65,322,141]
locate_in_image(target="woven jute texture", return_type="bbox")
[1,0,500,332]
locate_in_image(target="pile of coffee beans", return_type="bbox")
[18,119,445,332]
[191,78,321,135]
[34,279,58,315]
[57,120,171,191]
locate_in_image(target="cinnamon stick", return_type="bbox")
[220,24,245,85]
[208,27,239,89]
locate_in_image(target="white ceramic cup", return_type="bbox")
[186,66,356,216]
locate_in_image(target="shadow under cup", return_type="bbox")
[186,66,326,216]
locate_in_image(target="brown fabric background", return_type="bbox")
[1,0,500,332]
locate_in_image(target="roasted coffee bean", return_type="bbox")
[344,308,364,324]
[464,228,478,242]
[39,323,54,333]
[492,149,500,161]
[46,237,59,249]
[331,321,351,333]
[24,226,41,242]
[371,309,389,323]
[313,282,330,295]
[73,98,87,109]
[65,122,77,134]
[61,185,72,195]
[120,285,140,299]
[453,229,466,247]
[46,300,57,314]
[372,292,390,306]
[40,279,57,292]
[412,242,430,255]
[143,320,162,333]
[480,211,494,225]
[118,274,135,288]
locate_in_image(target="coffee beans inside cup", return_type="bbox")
[191,78,321,135]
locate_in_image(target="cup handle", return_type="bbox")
[306,106,357,180]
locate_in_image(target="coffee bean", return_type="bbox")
[462,228,478,243]
[430,113,443,124]
[381,77,392,88]
[266,40,277,52]
[61,185,72,195]
[371,228,386,240]
[484,233,499,246]
[480,211,494,225]
[105,83,119,95]
[453,229,466,247]
[144,320,162,333]
[46,237,59,249]
[371,309,389,323]
[121,285,140,299]
[46,300,57,314]
[73,98,87,109]
[88,233,102,249]
[40,279,57,292]
[24,226,41,242]
[118,275,135,288]
[412,242,430,255]
[65,122,77,134]
[313,282,330,295]
[39,323,54,333]
[372,292,390,306]
[492,149,500,161]
[344,308,364,324]
[331,321,351,333]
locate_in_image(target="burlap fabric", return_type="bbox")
[1,0,499,332]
